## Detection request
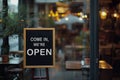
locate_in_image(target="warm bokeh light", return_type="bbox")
[48,10,60,21]
[61,14,65,17]
[113,12,119,18]
[84,14,88,18]
[100,10,107,19]
[101,11,107,16]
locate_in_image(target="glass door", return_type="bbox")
[33,0,99,80]
[99,0,120,80]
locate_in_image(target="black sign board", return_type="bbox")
[24,28,55,68]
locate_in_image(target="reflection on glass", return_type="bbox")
[8,0,18,13]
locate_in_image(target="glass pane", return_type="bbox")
[1,0,120,80]
[99,0,120,80]
[34,0,91,80]
[8,0,18,13]
[0,0,91,80]
[0,0,99,80]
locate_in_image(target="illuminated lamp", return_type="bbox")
[99,8,108,19]
[112,11,119,18]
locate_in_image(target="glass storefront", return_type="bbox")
[0,0,120,80]
[34,0,93,80]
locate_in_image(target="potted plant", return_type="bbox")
[0,1,26,62]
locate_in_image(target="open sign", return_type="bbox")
[24,28,55,68]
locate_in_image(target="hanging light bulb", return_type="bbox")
[113,11,119,18]
[99,8,108,20]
